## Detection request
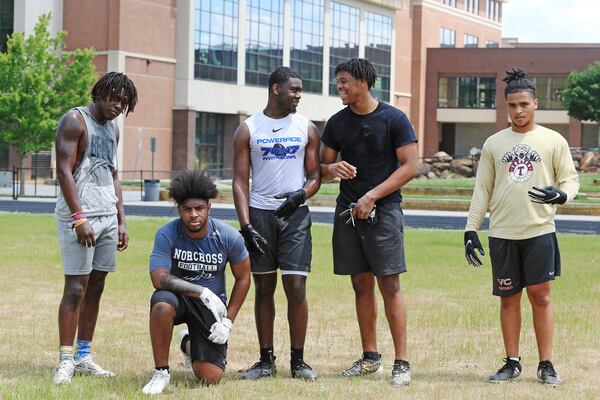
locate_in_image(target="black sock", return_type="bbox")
[291,347,304,367]
[260,347,274,364]
[180,333,190,354]
[363,351,381,362]
[394,359,409,366]
[156,365,169,372]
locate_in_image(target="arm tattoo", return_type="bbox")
[160,274,203,296]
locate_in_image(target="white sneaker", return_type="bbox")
[142,369,170,395]
[74,354,116,377]
[179,330,193,373]
[53,359,75,385]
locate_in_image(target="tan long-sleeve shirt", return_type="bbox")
[465,125,579,240]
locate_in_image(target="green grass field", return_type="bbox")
[0,213,599,399]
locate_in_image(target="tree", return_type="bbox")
[562,60,600,146]
[0,13,96,193]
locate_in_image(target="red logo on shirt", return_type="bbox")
[501,144,541,183]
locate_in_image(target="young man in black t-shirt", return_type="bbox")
[320,58,418,386]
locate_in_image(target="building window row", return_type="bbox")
[464,0,479,14]
[441,0,457,7]
[464,34,478,48]
[531,76,566,110]
[194,0,393,101]
[438,76,496,109]
[440,27,456,48]
[0,0,14,53]
[485,40,499,48]
[486,0,501,22]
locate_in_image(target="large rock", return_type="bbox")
[416,162,432,177]
[450,160,473,177]
[579,152,598,170]
[432,162,451,172]
[427,171,439,179]
[431,151,453,162]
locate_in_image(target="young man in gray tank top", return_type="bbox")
[233,67,321,380]
[53,72,138,385]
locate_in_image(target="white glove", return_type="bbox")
[198,288,227,322]
[208,317,233,344]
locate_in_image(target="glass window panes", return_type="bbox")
[485,40,499,48]
[365,11,392,102]
[194,0,239,82]
[531,76,566,109]
[196,113,224,173]
[0,0,14,53]
[291,0,324,94]
[464,34,478,48]
[329,2,359,96]
[438,76,496,109]
[465,0,479,14]
[246,0,284,87]
[440,27,455,48]
[442,0,457,7]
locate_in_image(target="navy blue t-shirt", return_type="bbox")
[321,102,417,207]
[149,218,249,304]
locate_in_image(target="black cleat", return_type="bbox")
[291,360,319,381]
[537,360,562,386]
[489,358,522,382]
[242,358,277,380]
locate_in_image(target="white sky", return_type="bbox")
[502,0,600,43]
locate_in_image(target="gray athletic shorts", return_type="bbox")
[56,214,118,275]
[332,202,407,277]
[249,206,312,274]
[489,232,561,297]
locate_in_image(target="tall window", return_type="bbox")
[194,0,238,82]
[442,0,457,7]
[329,2,359,96]
[195,113,224,173]
[464,34,478,48]
[245,0,284,86]
[440,28,456,48]
[0,0,13,52]
[486,0,501,22]
[465,0,479,14]
[291,0,324,94]
[438,77,496,108]
[531,76,567,110]
[365,11,392,102]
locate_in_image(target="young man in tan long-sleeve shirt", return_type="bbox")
[464,68,579,386]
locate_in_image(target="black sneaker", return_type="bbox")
[537,360,562,386]
[291,360,319,381]
[242,357,277,380]
[489,358,522,382]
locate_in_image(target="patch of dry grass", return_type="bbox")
[0,213,598,399]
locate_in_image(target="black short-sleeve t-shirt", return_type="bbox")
[321,102,417,207]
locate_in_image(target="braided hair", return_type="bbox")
[91,72,138,116]
[168,170,218,206]
[334,58,377,89]
[503,67,536,98]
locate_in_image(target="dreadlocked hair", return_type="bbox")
[168,170,218,207]
[334,58,377,89]
[503,67,536,98]
[91,72,138,116]
[268,66,301,91]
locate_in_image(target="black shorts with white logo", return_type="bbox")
[249,206,312,274]
[150,290,227,369]
[332,201,407,277]
[489,232,561,297]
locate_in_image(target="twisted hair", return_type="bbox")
[268,66,301,91]
[168,170,218,206]
[503,67,536,98]
[91,72,138,116]
[334,58,377,89]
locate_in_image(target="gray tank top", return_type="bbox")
[55,106,118,221]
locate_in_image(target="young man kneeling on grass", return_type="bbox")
[142,170,251,395]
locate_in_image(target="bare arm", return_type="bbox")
[55,110,85,215]
[320,144,357,182]
[232,123,252,226]
[225,256,251,323]
[112,123,128,251]
[150,268,205,297]
[303,122,321,198]
[353,142,419,219]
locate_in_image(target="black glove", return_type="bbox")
[464,231,484,267]
[274,189,306,220]
[528,186,567,205]
[240,224,267,256]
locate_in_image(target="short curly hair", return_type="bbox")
[168,170,218,206]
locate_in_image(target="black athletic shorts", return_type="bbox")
[489,232,561,297]
[249,206,312,274]
[150,290,227,369]
[332,202,407,277]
